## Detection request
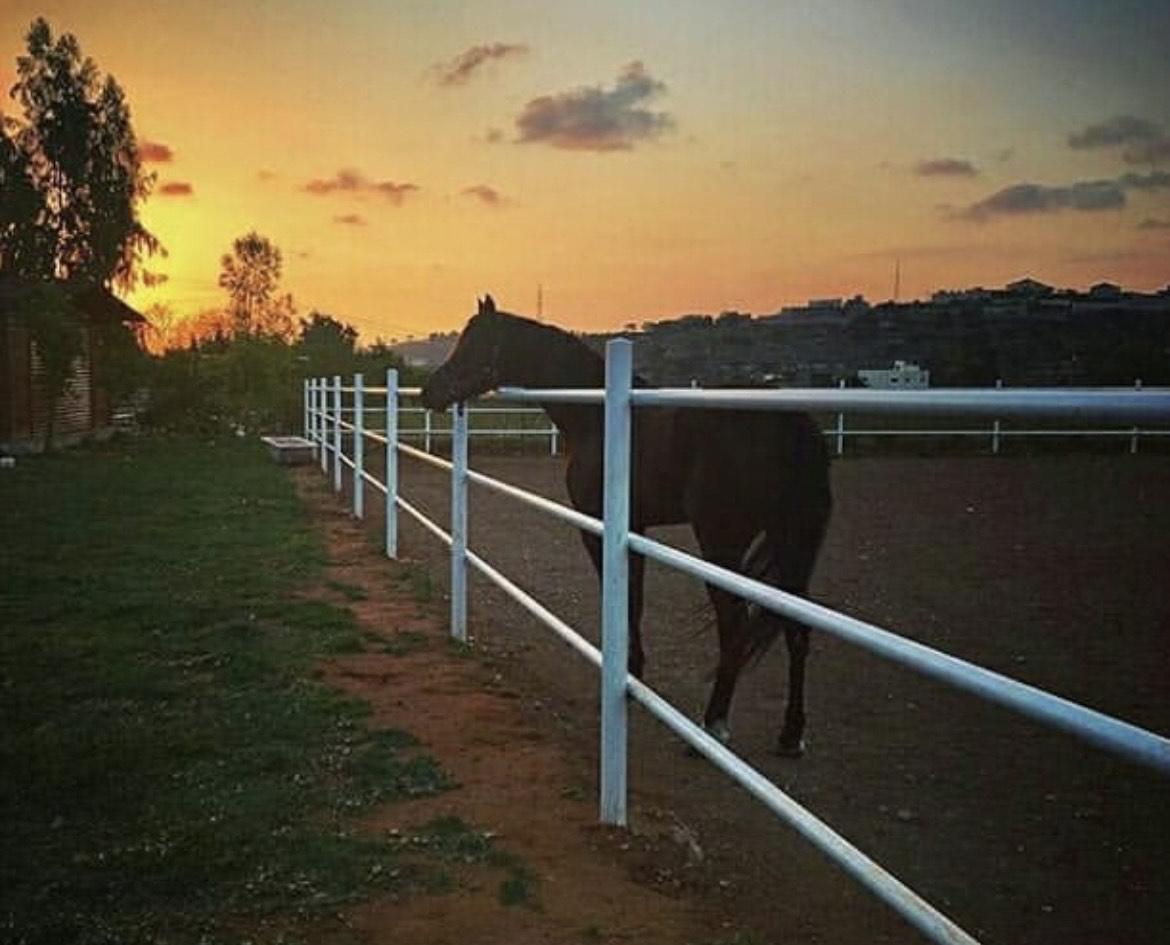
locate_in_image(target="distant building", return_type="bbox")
[1088,281,1123,300]
[1005,277,1054,297]
[857,360,931,389]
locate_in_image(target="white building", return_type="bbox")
[857,360,930,389]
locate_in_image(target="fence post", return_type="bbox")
[353,373,364,518]
[424,408,433,454]
[450,402,469,643]
[307,379,317,458]
[601,338,633,827]
[386,368,399,558]
[550,421,558,456]
[1131,379,1142,454]
[835,378,846,457]
[319,379,329,473]
[992,379,1002,455]
[303,378,309,440]
[333,375,343,492]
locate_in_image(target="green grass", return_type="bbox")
[0,437,453,944]
[387,817,538,908]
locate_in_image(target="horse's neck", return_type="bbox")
[507,325,605,444]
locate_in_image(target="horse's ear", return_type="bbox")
[483,294,496,316]
[476,296,485,315]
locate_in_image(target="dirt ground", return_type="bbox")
[307,449,1170,945]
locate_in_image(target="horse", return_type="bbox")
[421,296,832,756]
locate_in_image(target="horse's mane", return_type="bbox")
[496,310,603,364]
[495,310,651,387]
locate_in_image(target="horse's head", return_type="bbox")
[420,295,509,410]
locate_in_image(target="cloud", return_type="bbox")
[1068,115,1161,149]
[483,127,505,144]
[955,180,1126,221]
[257,169,277,182]
[139,140,174,163]
[1067,114,1170,165]
[303,169,419,205]
[158,181,193,196]
[1124,138,1170,164]
[372,181,420,204]
[952,168,1170,223]
[914,158,978,177]
[1137,217,1170,230]
[435,42,528,86]
[515,61,674,152]
[459,184,504,206]
[1118,170,1170,190]
[333,213,366,226]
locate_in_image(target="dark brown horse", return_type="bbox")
[421,296,831,755]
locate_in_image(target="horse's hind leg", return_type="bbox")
[700,585,751,743]
[770,513,827,757]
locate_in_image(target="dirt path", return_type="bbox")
[294,468,753,945]
[307,449,1170,945]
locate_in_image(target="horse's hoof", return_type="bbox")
[775,738,806,758]
[686,720,731,757]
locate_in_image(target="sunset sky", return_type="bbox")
[2,1,1168,340]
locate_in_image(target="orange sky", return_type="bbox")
[2,1,1168,341]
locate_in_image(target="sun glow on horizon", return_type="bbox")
[3,0,1167,342]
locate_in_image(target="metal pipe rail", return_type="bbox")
[496,384,1170,422]
[627,531,1170,774]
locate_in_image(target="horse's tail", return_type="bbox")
[739,530,787,668]
[738,414,832,668]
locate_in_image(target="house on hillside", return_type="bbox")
[0,274,145,453]
[857,360,931,389]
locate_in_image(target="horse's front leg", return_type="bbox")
[778,623,809,757]
[579,531,646,679]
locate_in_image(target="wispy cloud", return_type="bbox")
[434,42,528,87]
[914,158,978,178]
[459,184,505,207]
[952,170,1169,222]
[955,180,1125,221]
[1067,114,1170,165]
[333,213,366,226]
[1068,115,1161,149]
[303,169,419,205]
[158,181,193,196]
[1118,170,1170,190]
[257,169,277,182]
[515,61,674,152]
[139,140,174,163]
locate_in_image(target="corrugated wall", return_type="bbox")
[29,331,93,438]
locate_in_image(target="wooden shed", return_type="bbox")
[0,275,145,453]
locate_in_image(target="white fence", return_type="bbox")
[303,359,1170,945]
[328,381,1168,458]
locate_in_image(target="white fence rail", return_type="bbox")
[312,379,1169,458]
[302,365,1170,945]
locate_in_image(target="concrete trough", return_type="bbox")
[260,435,315,465]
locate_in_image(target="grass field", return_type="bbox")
[0,437,453,944]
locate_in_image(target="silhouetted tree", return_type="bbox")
[2,17,160,285]
[218,231,294,338]
[0,17,160,446]
[296,311,356,376]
